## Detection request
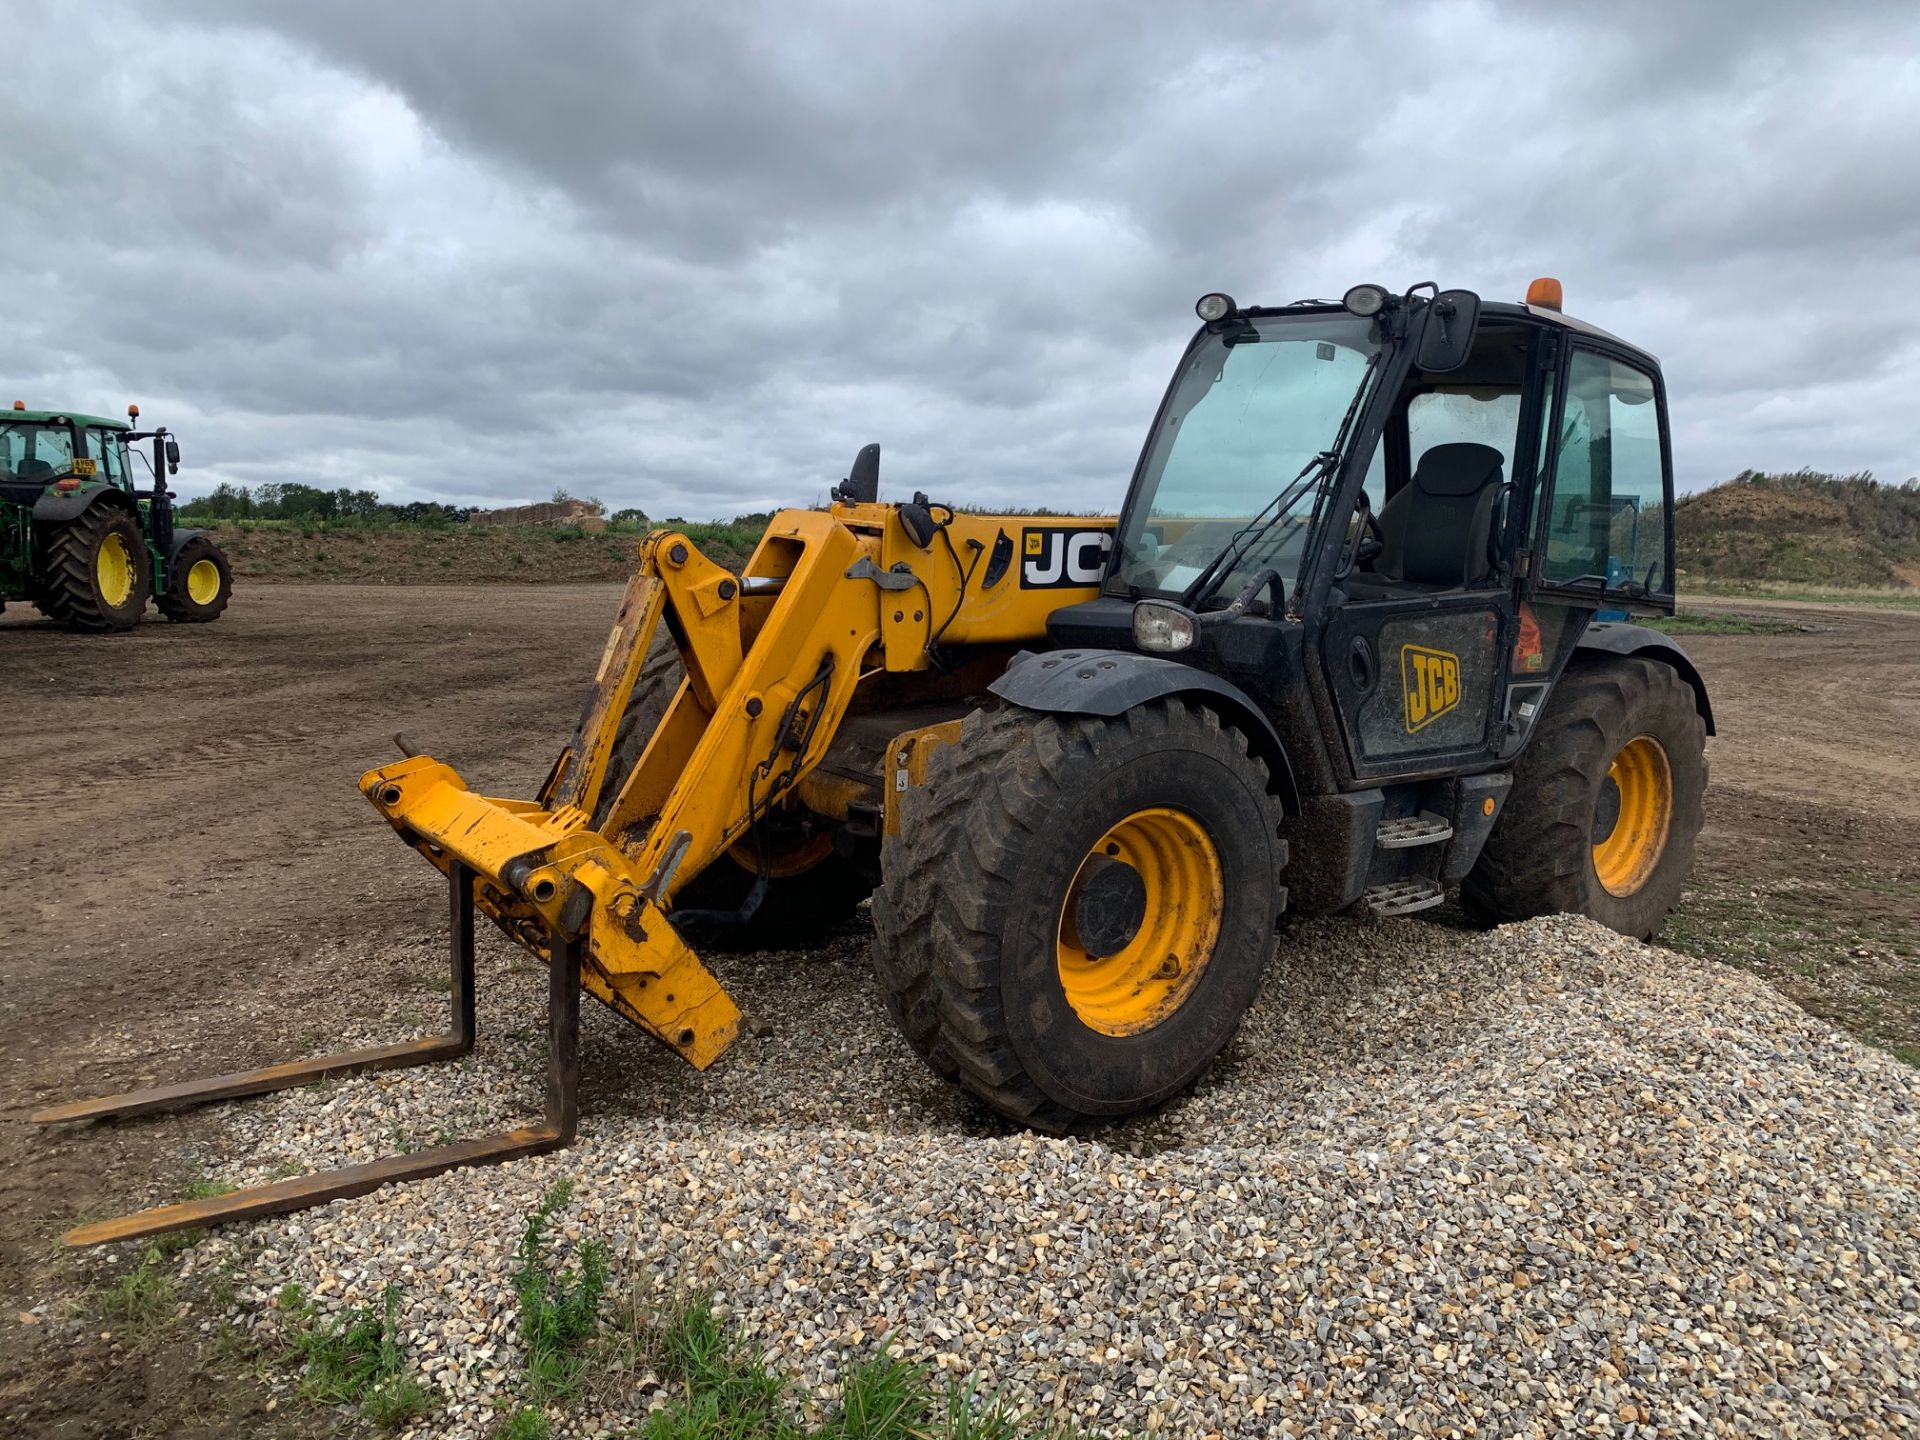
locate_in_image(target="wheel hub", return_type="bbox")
[1069,854,1147,958]
[1591,775,1623,845]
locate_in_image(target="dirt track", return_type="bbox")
[2,587,1916,1435]
[0,586,622,1438]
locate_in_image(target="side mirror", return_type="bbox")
[1414,289,1481,373]
[833,442,880,504]
[165,438,181,472]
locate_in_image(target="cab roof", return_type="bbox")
[1241,295,1658,370]
[3,408,128,429]
[1478,299,1656,366]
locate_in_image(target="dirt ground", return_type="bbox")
[1,586,1915,1437]
[1658,597,1920,1057]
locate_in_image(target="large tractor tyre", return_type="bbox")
[43,507,151,631]
[157,536,233,623]
[871,700,1287,1132]
[1462,656,1706,942]
[592,631,873,951]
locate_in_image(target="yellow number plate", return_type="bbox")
[72,457,98,477]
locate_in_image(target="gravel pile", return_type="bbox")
[131,912,1920,1437]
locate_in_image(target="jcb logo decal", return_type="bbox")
[1401,644,1461,732]
[1020,527,1111,589]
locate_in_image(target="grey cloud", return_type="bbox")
[2,0,1916,526]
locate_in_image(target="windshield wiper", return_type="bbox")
[1178,454,1332,610]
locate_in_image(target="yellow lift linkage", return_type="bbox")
[37,498,1113,1246]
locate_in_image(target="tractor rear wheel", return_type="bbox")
[157,535,233,623]
[871,701,1286,1132]
[1462,656,1706,941]
[44,506,150,631]
[594,631,874,951]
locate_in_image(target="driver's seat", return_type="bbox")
[1375,442,1505,587]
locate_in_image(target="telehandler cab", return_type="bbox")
[40,278,1710,1246]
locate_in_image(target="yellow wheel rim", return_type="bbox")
[726,830,834,880]
[186,557,222,605]
[1056,807,1223,1036]
[96,532,135,607]
[1592,735,1673,897]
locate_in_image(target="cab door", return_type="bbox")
[1316,322,1555,780]
[1526,345,1675,607]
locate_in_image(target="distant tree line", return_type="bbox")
[180,481,475,525]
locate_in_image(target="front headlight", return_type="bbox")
[1132,600,1198,653]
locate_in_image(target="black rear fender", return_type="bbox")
[33,486,137,528]
[1573,622,1714,734]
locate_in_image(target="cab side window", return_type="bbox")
[90,430,125,487]
[1540,351,1669,594]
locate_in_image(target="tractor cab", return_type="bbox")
[0,413,88,500]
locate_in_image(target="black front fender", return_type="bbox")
[1576,622,1715,735]
[988,648,1300,812]
[167,526,206,564]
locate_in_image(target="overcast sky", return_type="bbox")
[4,1,1915,517]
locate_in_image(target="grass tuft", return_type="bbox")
[282,1281,433,1431]
[497,1405,553,1439]
[514,1179,610,1400]
[495,1193,1087,1437]
[100,1244,180,1340]
[827,1350,932,1437]
[645,1296,793,1436]
[629,1293,1083,1439]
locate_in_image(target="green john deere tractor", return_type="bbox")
[0,402,232,631]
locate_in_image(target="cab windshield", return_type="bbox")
[0,422,77,481]
[1112,312,1383,601]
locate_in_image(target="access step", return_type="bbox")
[1374,811,1454,850]
[1363,876,1446,917]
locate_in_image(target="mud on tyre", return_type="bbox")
[1462,655,1706,941]
[43,503,150,631]
[871,700,1287,1132]
[157,534,233,623]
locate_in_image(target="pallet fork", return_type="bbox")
[32,862,581,1248]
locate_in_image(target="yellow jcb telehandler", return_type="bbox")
[40,279,1711,1246]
